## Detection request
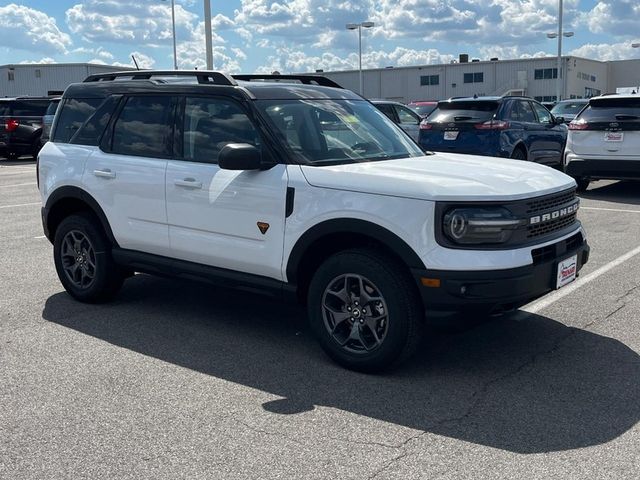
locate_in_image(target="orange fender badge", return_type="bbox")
[257,222,270,234]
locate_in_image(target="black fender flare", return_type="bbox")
[44,186,118,246]
[286,218,426,283]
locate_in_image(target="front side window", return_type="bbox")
[395,105,420,125]
[182,97,261,164]
[111,96,174,158]
[375,103,396,121]
[532,102,552,123]
[257,99,423,165]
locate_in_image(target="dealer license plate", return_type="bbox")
[444,131,459,141]
[556,254,578,289]
[604,131,624,142]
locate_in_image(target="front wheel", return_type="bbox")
[53,213,124,303]
[307,249,424,372]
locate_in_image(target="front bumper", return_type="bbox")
[413,231,590,317]
[565,155,640,181]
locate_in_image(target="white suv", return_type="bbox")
[38,71,590,371]
[565,94,640,191]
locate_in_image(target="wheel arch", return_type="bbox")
[44,186,118,246]
[286,218,426,297]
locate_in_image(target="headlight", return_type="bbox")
[443,207,523,245]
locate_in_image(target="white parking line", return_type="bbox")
[0,202,40,209]
[581,206,640,214]
[521,244,640,315]
[0,182,37,188]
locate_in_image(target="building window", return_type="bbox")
[534,68,558,80]
[585,87,601,98]
[464,72,484,84]
[8,69,14,81]
[35,69,41,78]
[420,74,439,86]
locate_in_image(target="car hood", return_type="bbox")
[300,153,575,202]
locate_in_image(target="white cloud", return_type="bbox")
[256,46,455,73]
[0,4,71,55]
[66,0,198,45]
[114,51,157,69]
[580,1,640,37]
[19,57,57,65]
[570,42,640,61]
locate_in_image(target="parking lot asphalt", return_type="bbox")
[1,159,639,480]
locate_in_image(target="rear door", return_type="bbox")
[513,100,541,160]
[569,97,640,158]
[165,96,288,280]
[393,104,421,142]
[83,95,175,256]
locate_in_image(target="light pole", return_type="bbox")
[161,0,178,70]
[346,21,374,96]
[204,0,213,70]
[545,0,575,101]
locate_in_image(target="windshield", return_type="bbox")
[577,98,640,121]
[256,99,424,165]
[551,102,586,116]
[410,104,436,117]
[428,101,499,123]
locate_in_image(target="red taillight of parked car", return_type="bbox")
[5,119,19,132]
[568,119,589,130]
[474,120,510,130]
[419,121,433,130]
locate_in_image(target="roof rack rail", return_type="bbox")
[83,70,237,86]
[232,74,343,89]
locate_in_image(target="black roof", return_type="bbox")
[65,70,361,101]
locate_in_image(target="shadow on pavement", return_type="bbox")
[43,274,640,454]
[0,157,36,166]
[581,180,640,206]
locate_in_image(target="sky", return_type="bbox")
[0,1,639,73]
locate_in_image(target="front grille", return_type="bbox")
[527,211,578,238]
[526,188,576,215]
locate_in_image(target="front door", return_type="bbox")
[165,96,288,281]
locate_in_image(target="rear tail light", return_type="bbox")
[568,119,589,130]
[474,120,510,130]
[5,119,19,132]
[419,121,433,130]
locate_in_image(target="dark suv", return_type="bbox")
[419,96,567,167]
[0,97,52,159]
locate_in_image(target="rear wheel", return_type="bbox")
[307,249,424,372]
[53,213,124,303]
[510,147,527,160]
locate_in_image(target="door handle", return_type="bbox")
[93,169,116,179]
[174,178,203,189]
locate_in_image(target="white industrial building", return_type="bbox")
[0,63,135,97]
[321,55,640,103]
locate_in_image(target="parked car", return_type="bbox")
[39,71,588,372]
[41,97,61,145]
[0,97,52,159]
[550,99,589,122]
[565,94,640,191]
[371,99,421,142]
[408,101,438,119]
[419,96,567,167]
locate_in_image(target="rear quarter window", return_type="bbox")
[52,98,104,143]
[578,98,640,122]
[428,101,499,123]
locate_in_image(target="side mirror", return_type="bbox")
[554,116,565,125]
[218,143,262,170]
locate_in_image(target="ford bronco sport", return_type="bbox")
[38,71,590,371]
